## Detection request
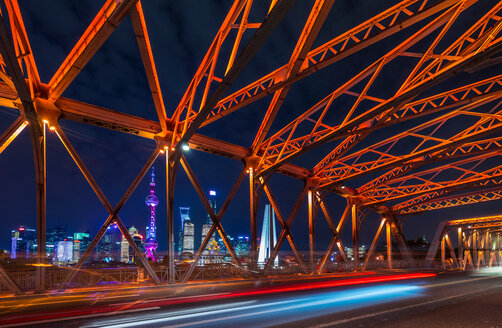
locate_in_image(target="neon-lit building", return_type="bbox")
[182,217,195,254]
[121,226,144,263]
[235,236,250,257]
[178,207,190,255]
[56,240,73,263]
[201,189,217,254]
[11,226,36,259]
[144,167,159,261]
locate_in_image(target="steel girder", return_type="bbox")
[0,0,502,285]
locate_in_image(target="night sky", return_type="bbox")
[1,0,501,253]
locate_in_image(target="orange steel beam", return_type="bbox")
[257,3,502,177]
[358,99,502,192]
[256,2,474,174]
[2,0,502,255]
[396,186,502,214]
[0,116,27,154]
[359,135,502,195]
[402,2,502,91]
[173,0,294,158]
[181,168,247,283]
[250,0,335,153]
[261,178,309,273]
[53,126,161,285]
[225,0,254,75]
[312,2,502,175]
[360,101,502,194]
[0,82,311,180]
[170,0,248,144]
[317,95,502,187]
[47,0,138,101]
[447,215,502,227]
[0,12,46,292]
[4,0,40,92]
[316,194,350,273]
[179,154,243,268]
[202,0,461,127]
[364,152,502,206]
[59,146,162,289]
[314,73,502,176]
[264,184,308,271]
[129,1,169,133]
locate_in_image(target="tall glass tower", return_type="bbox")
[144,167,159,261]
[201,190,217,253]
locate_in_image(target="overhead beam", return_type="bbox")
[173,0,295,158]
[47,0,138,101]
[130,1,169,133]
[251,0,335,152]
[203,0,462,126]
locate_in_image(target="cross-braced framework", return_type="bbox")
[426,215,502,270]
[0,0,502,292]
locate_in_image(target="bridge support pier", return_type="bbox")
[166,150,178,283]
[351,203,359,271]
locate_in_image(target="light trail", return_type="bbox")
[0,272,435,327]
[85,284,423,328]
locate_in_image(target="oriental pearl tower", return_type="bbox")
[144,167,159,261]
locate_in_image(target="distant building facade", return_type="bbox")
[182,218,195,254]
[11,226,36,259]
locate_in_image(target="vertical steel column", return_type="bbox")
[35,122,46,293]
[308,189,315,272]
[249,168,257,269]
[386,222,392,270]
[498,233,501,266]
[441,236,446,270]
[317,200,350,273]
[351,203,359,271]
[458,227,463,266]
[473,230,478,269]
[166,150,177,283]
[483,230,492,265]
[445,234,459,268]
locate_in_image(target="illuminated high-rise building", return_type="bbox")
[235,236,250,257]
[72,240,80,263]
[121,226,143,263]
[11,226,36,259]
[201,190,217,253]
[178,207,190,254]
[258,204,278,267]
[73,232,91,254]
[56,240,73,263]
[144,167,159,261]
[120,236,129,263]
[182,217,195,254]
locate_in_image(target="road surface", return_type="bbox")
[1,270,501,327]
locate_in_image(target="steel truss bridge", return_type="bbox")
[0,0,502,295]
[426,215,502,270]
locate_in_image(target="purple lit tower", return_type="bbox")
[144,167,159,261]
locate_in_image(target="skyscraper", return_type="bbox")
[182,217,195,254]
[201,190,217,253]
[121,226,143,263]
[258,204,278,267]
[11,226,36,259]
[144,167,159,261]
[56,240,73,263]
[178,207,190,255]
